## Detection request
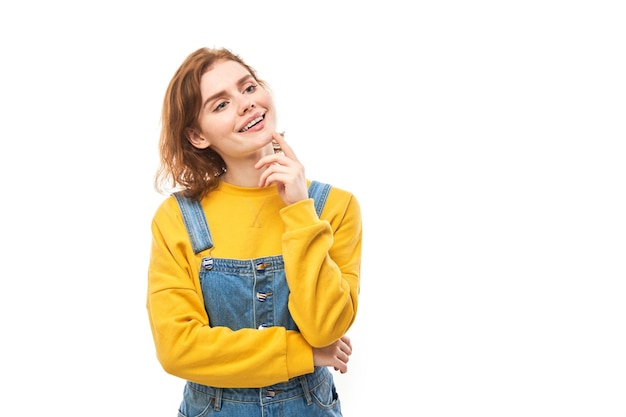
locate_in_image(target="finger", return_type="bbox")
[254,153,287,171]
[334,360,347,373]
[333,345,349,363]
[341,345,352,358]
[339,336,352,352]
[272,132,299,162]
[258,167,294,189]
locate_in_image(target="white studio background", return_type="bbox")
[0,1,625,416]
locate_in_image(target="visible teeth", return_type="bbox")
[242,116,263,132]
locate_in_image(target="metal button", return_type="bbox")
[201,257,214,270]
[256,291,273,302]
[265,389,282,397]
[255,262,270,272]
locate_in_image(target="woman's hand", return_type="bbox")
[312,335,352,374]
[255,132,307,206]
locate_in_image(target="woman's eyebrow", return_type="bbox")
[202,74,255,109]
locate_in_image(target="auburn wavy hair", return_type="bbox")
[154,47,267,200]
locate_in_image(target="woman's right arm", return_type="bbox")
[146,197,315,388]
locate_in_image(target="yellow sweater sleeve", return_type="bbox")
[281,186,362,347]
[146,196,314,388]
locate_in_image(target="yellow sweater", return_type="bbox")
[147,180,362,388]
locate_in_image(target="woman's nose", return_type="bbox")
[239,98,255,114]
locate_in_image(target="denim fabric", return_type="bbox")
[174,182,342,416]
[178,366,341,416]
[199,255,298,330]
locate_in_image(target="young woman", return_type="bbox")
[147,47,362,416]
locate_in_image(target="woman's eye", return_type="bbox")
[214,101,228,111]
[244,84,257,94]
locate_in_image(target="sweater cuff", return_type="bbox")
[285,331,314,379]
[280,198,318,229]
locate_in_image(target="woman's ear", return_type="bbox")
[185,128,210,149]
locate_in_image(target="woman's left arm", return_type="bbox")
[280,189,362,347]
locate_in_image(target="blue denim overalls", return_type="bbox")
[173,181,343,417]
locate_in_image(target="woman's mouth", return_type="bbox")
[240,115,264,132]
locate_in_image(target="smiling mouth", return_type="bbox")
[240,115,264,132]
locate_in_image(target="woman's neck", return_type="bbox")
[220,144,275,188]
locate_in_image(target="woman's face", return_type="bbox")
[190,59,277,160]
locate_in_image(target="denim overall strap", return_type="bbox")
[173,192,214,254]
[308,180,332,217]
